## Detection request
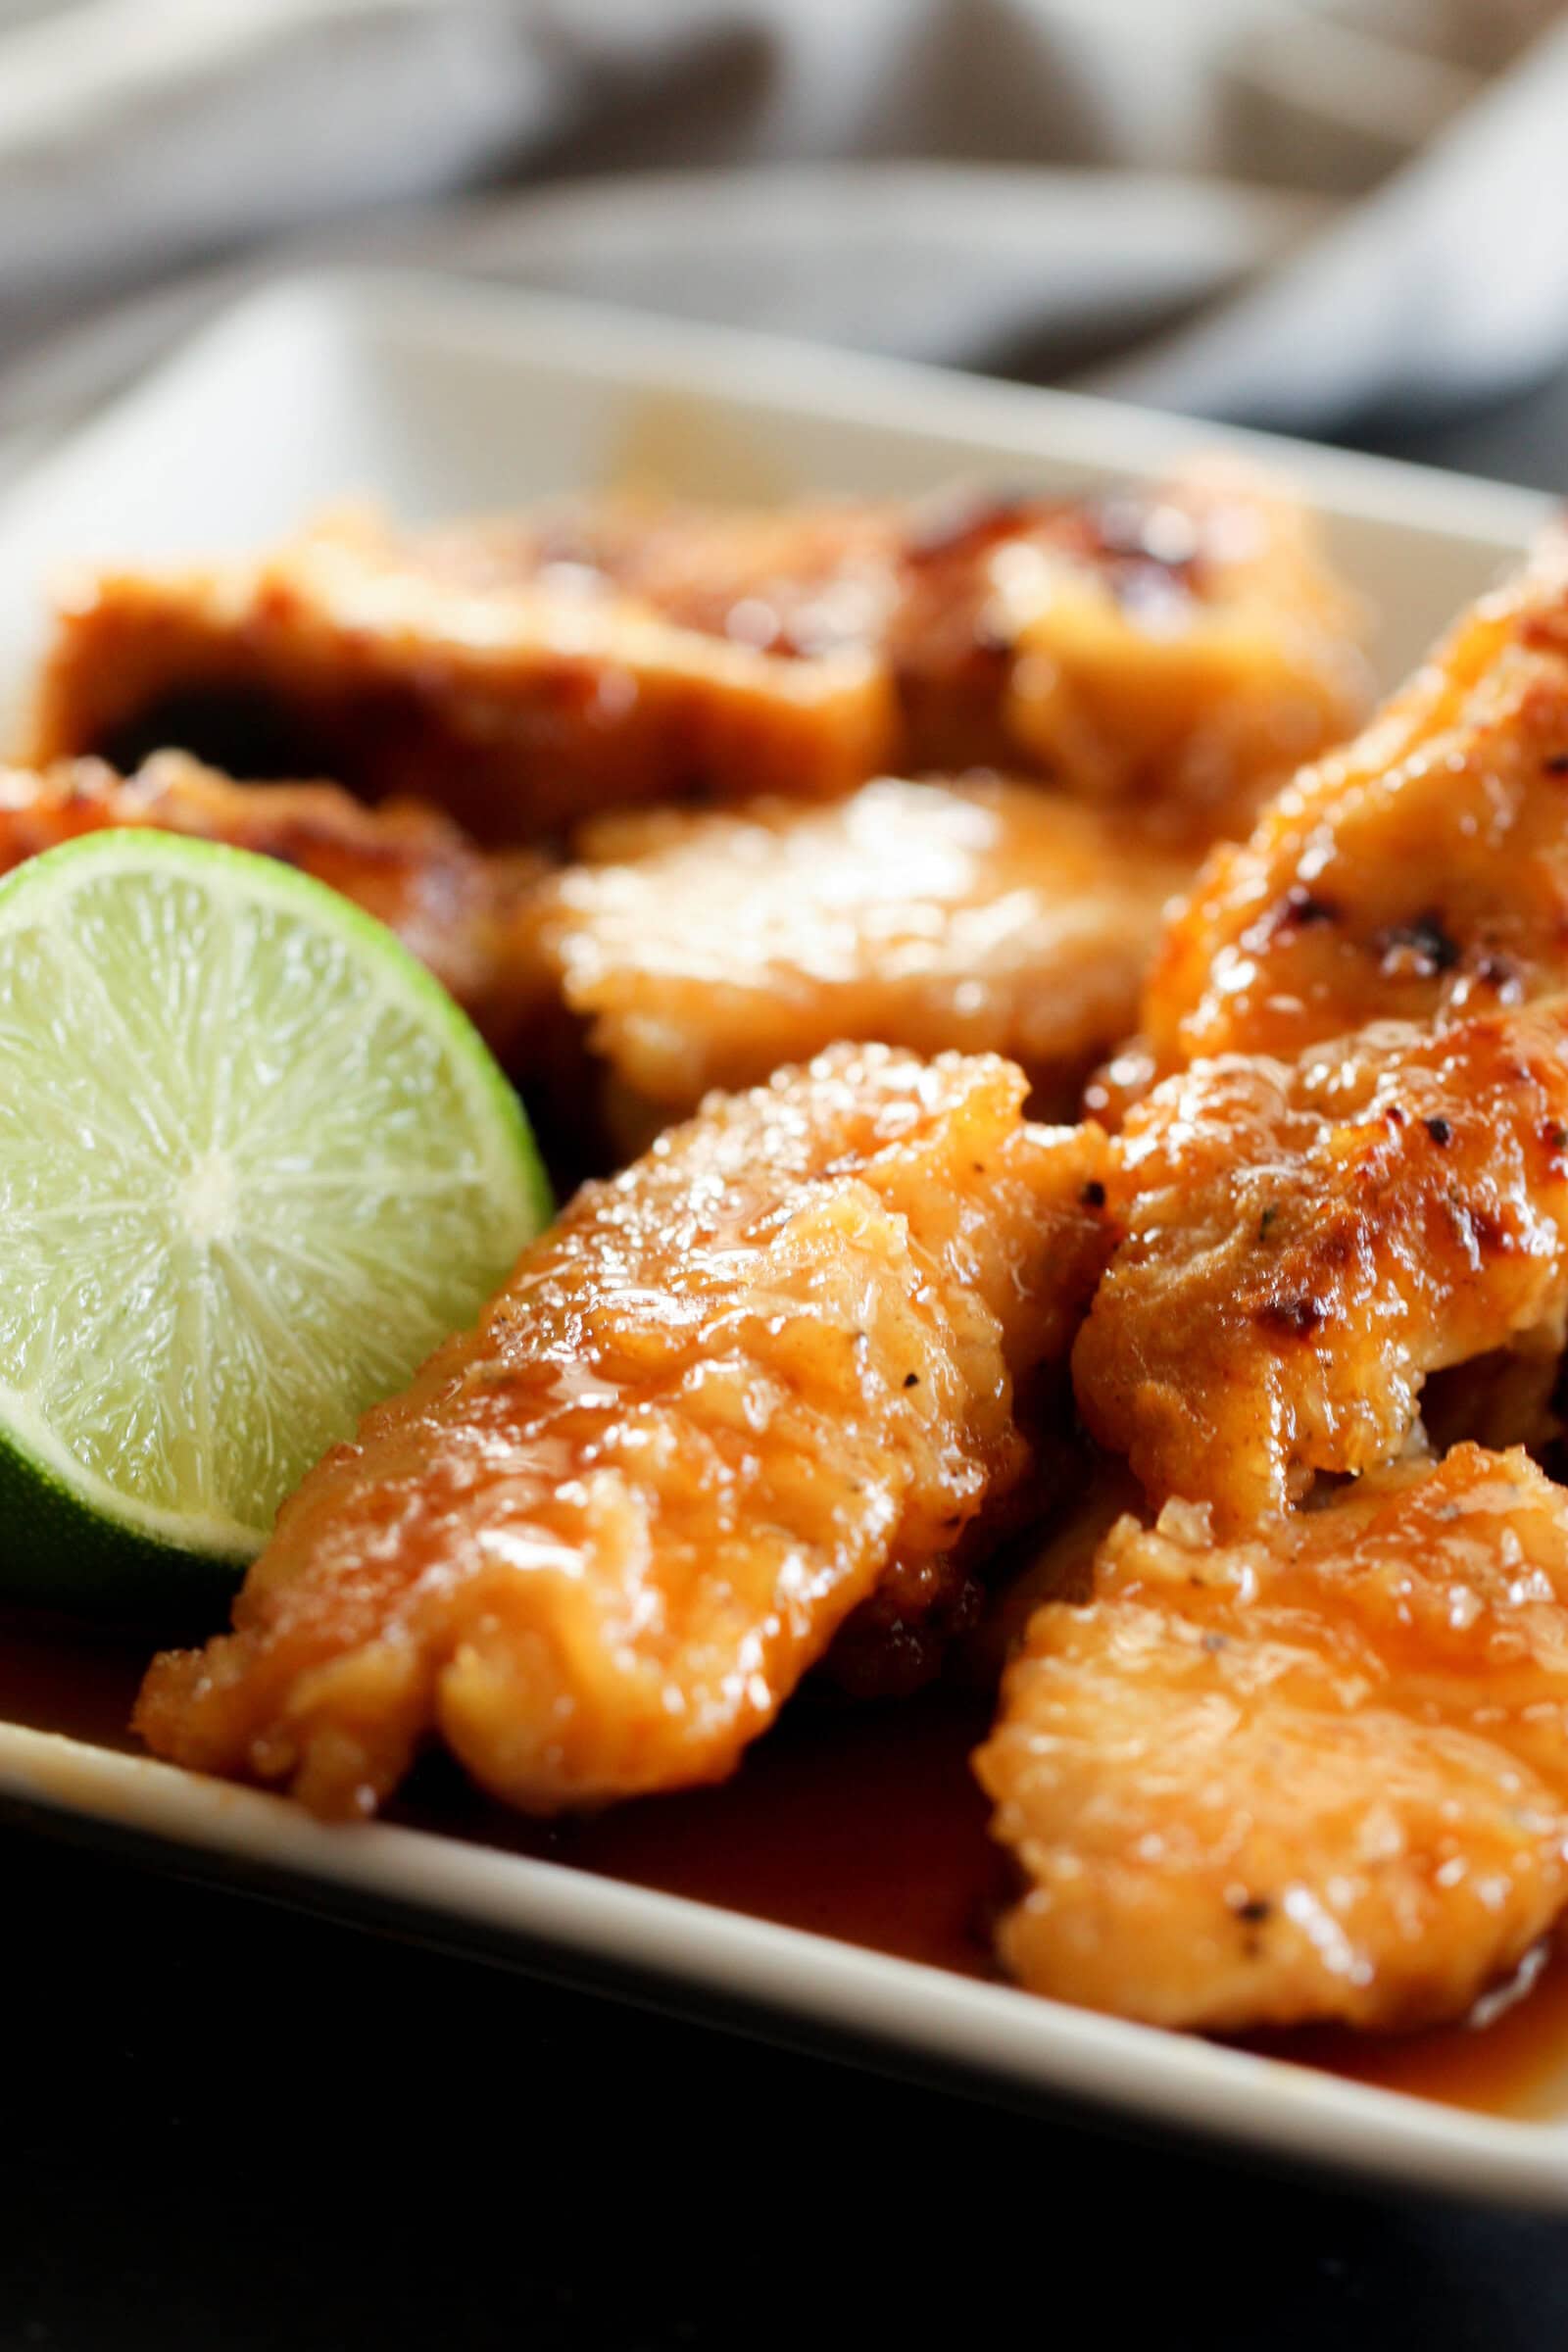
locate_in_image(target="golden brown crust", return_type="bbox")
[985,541,1568,2038]
[0,752,555,1070]
[1074,1006,1568,1526]
[893,462,1369,842]
[1144,532,1568,1073]
[135,1047,1110,1818]
[978,1446,1568,2034]
[23,515,895,846]
[539,777,1190,1125]
[24,468,1367,848]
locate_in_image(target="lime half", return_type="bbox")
[0,829,551,1612]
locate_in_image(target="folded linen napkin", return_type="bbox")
[0,0,1560,462]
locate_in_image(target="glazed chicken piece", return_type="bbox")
[893,462,1367,843]
[24,507,895,845]
[0,752,553,1069]
[1074,1004,1568,1527]
[24,466,1366,847]
[1142,530,1568,1077]
[977,1445,1568,2034]
[540,776,1190,1137]
[136,1046,1110,1818]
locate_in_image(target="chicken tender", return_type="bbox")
[0,751,553,1068]
[977,1446,1568,2034]
[541,777,1190,1130]
[24,467,1365,846]
[24,508,896,845]
[136,1047,1109,1818]
[1074,1006,1568,1526]
[1144,531,1568,1073]
[895,462,1367,842]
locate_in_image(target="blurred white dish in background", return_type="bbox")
[0,0,1566,463]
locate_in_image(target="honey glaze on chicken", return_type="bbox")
[84,475,1568,2081]
[136,1046,1107,1817]
[982,536,1568,2050]
[1142,529,1568,1077]
[979,1446,1568,2035]
[540,777,1191,1136]
[24,465,1367,849]
[0,752,554,1070]
[1074,1006,1568,1528]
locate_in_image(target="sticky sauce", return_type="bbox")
[0,1610,145,1753]
[415,1685,1003,1984]
[5,1605,1568,2116]
[1246,1953,1568,2121]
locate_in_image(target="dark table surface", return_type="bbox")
[6,379,1568,2352]
[7,1827,1567,2352]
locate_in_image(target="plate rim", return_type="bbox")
[2,1719,1566,2208]
[0,262,1553,559]
[1,263,1563,2205]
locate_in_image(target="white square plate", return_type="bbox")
[0,270,1561,2208]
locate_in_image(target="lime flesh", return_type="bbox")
[0,829,550,1612]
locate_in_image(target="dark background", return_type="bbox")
[5,1825,1566,2352]
[5,381,1568,2352]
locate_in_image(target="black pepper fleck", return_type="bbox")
[1258,1296,1323,1338]
[1377,910,1461,976]
[1269,884,1341,934]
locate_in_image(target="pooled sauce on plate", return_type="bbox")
[3,1604,1567,2118]
[425,1684,1003,1984]
[0,1610,145,1754]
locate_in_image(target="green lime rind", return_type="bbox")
[0,827,553,1616]
[0,1415,253,1618]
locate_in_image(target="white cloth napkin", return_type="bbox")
[0,0,1561,460]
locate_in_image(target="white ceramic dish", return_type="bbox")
[0,270,1561,2207]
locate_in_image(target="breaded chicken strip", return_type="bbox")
[1074,1006,1568,1526]
[0,752,552,1068]
[977,1446,1568,2034]
[24,467,1365,846]
[540,777,1189,1132]
[136,1047,1109,1818]
[1143,531,1568,1075]
[24,509,894,845]
[895,463,1367,842]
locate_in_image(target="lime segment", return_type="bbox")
[0,829,550,1610]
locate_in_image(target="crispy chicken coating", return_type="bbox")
[1074,1006,1568,1526]
[540,777,1189,1128]
[977,1446,1568,2034]
[136,1047,1109,1818]
[894,462,1367,842]
[0,752,553,1068]
[24,509,896,845]
[24,466,1365,846]
[1144,531,1568,1073]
